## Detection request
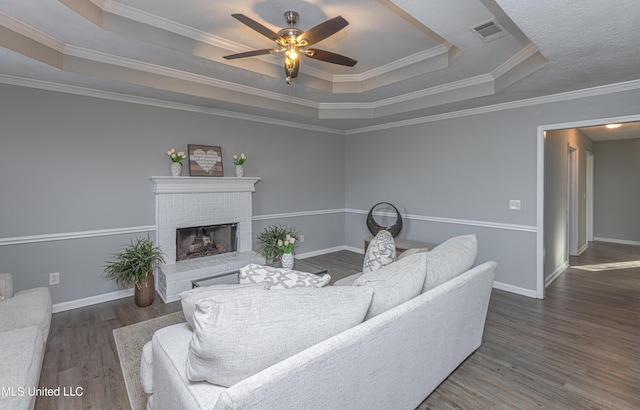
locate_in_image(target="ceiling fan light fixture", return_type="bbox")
[224,10,357,85]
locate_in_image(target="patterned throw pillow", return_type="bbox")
[239,264,331,289]
[363,230,396,273]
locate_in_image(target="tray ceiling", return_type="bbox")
[0,0,638,132]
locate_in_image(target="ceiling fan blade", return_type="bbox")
[305,48,357,67]
[231,14,281,42]
[223,49,277,60]
[298,16,349,46]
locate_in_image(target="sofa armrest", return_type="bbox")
[0,273,13,300]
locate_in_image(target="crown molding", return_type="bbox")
[0,11,65,52]
[0,74,344,135]
[2,73,639,136]
[345,78,640,134]
[101,0,244,51]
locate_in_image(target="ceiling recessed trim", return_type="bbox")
[0,12,547,120]
[58,0,462,94]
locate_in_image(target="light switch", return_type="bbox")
[509,200,521,210]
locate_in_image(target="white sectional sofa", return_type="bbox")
[0,274,52,410]
[143,234,496,409]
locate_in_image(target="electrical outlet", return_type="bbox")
[509,200,521,210]
[299,235,305,243]
[49,272,60,286]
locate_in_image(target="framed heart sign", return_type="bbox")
[188,144,223,177]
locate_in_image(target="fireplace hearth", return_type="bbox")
[176,223,237,261]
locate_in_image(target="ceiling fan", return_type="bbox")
[223,11,357,85]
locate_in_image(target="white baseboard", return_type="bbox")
[594,236,640,246]
[492,281,538,298]
[545,261,569,288]
[344,245,364,254]
[577,243,588,255]
[52,288,133,313]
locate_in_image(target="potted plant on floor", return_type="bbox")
[104,237,165,307]
[256,224,299,266]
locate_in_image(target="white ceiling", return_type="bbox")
[578,122,640,142]
[1,0,639,133]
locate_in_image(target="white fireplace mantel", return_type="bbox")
[150,176,260,194]
[150,176,262,302]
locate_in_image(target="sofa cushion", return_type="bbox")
[0,325,43,410]
[0,287,51,341]
[179,283,265,329]
[422,234,478,293]
[239,264,331,289]
[363,230,396,273]
[354,253,427,319]
[187,286,374,387]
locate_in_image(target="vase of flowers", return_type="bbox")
[233,152,246,177]
[167,148,186,176]
[256,224,299,264]
[278,234,297,269]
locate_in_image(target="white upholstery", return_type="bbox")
[179,283,265,328]
[397,247,429,260]
[187,286,374,387]
[354,253,427,319]
[147,258,497,410]
[0,274,13,300]
[0,275,51,410]
[423,234,477,292]
[140,341,154,395]
[153,324,227,409]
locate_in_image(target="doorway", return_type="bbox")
[536,113,640,299]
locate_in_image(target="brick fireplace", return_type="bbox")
[150,176,262,302]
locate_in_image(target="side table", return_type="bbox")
[364,236,433,255]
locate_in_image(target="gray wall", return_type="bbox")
[544,128,593,279]
[345,88,640,294]
[0,84,345,305]
[3,81,640,304]
[593,138,640,242]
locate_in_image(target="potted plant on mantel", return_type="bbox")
[104,237,165,307]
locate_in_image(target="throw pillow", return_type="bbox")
[422,234,478,293]
[363,230,396,273]
[354,253,427,319]
[179,283,266,328]
[239,264,331,289]
[187,286,374,387]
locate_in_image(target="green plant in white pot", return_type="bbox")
[104,237,165,307]
[256,224,299,264]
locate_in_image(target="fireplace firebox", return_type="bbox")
[176,223,237,261]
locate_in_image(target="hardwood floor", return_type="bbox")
[36,242,640,409]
